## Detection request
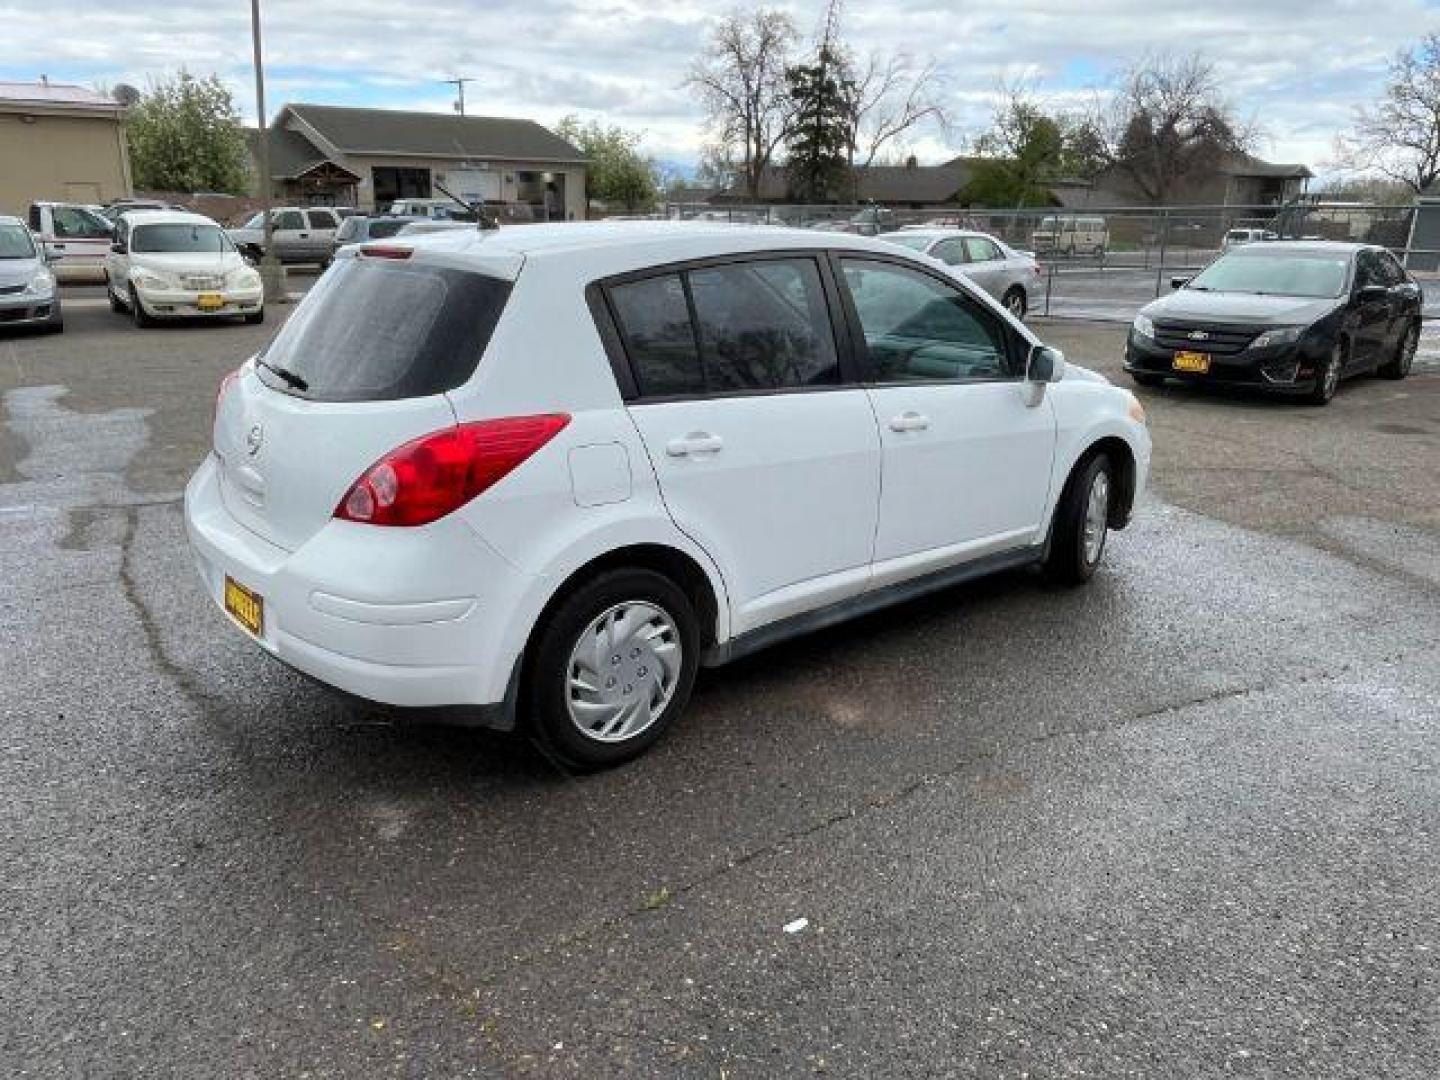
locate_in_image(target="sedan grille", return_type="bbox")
[182,274,225,290]
[1152,320,1260,356]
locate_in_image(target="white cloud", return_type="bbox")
[1,0,1436,169]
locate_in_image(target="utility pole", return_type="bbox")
[444,77,475,117]
[249,0,286,303]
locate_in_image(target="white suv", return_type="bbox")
[186,223,1150,769]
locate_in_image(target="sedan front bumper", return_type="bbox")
[135,284,263,319]
[0,292,60,326]
[1124,332,1327,392]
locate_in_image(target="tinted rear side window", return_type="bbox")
[688,260,838,390]
[609,274,706,397]
[367,219,411,240]
[257,258,511,401]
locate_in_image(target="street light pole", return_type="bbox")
[250,0,286,304]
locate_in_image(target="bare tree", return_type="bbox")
[1338,33,1440,194]
[686,9,798,200]
[843,52,948,190]
[1089,53,1252,205]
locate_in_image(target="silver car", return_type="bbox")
[0,215,62,334]
[885,229,1042,319]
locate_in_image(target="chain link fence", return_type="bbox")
[661,201,1437,323]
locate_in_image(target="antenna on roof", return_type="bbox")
[442,76,475,117]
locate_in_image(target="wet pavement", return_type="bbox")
[2,298,1439,1077]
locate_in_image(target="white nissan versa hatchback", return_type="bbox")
[186,222,1150,768]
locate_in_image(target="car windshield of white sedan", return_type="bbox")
[1189,253,1348,299]
[132,223,234,254]
[0,222,37,258]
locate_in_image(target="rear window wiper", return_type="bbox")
[256,357,309,392]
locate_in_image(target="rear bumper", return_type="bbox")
[183,454,531,719]
[1124,332,1325,392]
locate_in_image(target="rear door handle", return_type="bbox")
[666,432,724,457]
[888,411,930,432]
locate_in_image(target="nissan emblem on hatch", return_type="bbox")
[246,424,264,457]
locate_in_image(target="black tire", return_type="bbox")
[1305,340,1345,406]
[1130,372,1165,388]
[1378,319,1419,380]
[1043,452,1114,586]
[243,308,265,325]
[1002,286,1027,320]
[526,568,700,770]
[130,286,157,329]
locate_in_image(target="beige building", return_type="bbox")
[0,79,131,214]
[250,104,588,221]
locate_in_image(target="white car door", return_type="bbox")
[836,255,1056,587]
[304,209,338,259]
[608,256,883,635]
[105,219,131,297]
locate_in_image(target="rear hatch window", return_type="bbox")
[257,255,511,401]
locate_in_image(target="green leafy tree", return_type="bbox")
[556,116,661,212]
[126,71,250,194]
[785,42,853,202]
[965,97,1067,208]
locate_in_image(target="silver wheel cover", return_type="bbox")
[1083,471,1110,566]
[565,601,682,743]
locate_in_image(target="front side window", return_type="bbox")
[0,221,37,259]
[930,239,966,266]
[688,259,838,391]
[50,206,111,239]
[964,237,1001,262]
[841,259,1013,382]
[131,223,232,254]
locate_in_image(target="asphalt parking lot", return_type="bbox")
[3,279,1439,1077]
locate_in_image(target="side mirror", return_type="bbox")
[1169,276,1190,290]
[1357,284,1389,302]
[1027,344,1065,384]
[110,241,126,254]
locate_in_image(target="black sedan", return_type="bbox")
[1125,242,1423,406]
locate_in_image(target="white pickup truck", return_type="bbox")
[27,202,115,283]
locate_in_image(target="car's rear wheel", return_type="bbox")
[1378,320,1419,380]
[527,568,699,770]
[1130,372,1165,388]
[1306,341,1344,406]
[1043,452,1113,585]
[1002,286,1027,320]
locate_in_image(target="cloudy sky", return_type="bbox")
[2,0,1437,175]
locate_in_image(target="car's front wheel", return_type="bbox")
[129,286,157,329]
[1306,341,1345,406]
[1044,452,1114,585]
[527,568,700,770]
[1379,320,1419,380]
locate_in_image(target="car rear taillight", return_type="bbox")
[335,414,571,527]
[213,367,240,435]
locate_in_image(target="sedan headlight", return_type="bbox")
[1251,326,1303,349]
[1133,313,1156,339]
[131,269,177,291]
[26,269,55,297]
[228,267,262,289]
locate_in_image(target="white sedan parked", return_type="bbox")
[187,222,1149,769]
[106,210,264,326]
[886,229,1042,319]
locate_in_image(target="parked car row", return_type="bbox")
[885,228,1042,319]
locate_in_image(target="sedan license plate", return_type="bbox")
[197,292,224,311]
[1172,350,1211,374]
[224,576,264,636]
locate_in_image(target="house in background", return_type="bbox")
[248,104,587,220]
[711,156,981,209]
[0,79,131,214]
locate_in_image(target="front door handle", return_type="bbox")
[666,432,724,457]
[888,411,930,433]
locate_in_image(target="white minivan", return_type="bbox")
[187,223,1150,768]
[1031,215,1109,257]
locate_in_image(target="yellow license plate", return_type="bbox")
[197,292,224,311]
[224,576,264,636]
[1173,350,1211,373]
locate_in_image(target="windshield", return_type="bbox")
[1188,252,1350,299]
[0,222,38,259]
[257,256,511,401]
[887,235,934,253]
[132,223,233,254]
